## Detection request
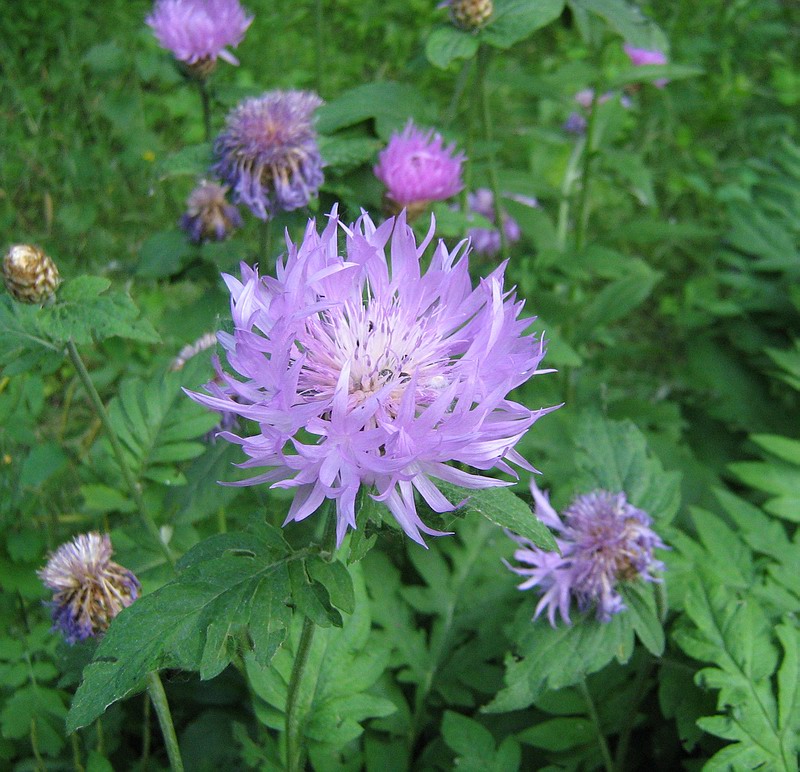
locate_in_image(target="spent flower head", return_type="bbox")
[38,533,140,644]
[374,121,464,218]
[3,244,61,304]
[146,0,253,72]
[187,206,555,546]
[506,481,666,626]
[180,179,243,244]
[213,90,324,220]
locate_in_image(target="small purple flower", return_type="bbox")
[38,533,140,644]
[623,44,669,88]
[180,180,243,244]
[374,121,465,216]
[146,0,253,68]
[213,90,324,221]
[187,206,556,546]
[506,482,666,626]
[563,112,588,136]
[466,189,527,257]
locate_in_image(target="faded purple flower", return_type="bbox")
[466,189,527,257]
[180,179,243,244]
[563,112,588,136]
[506,482,666,626]
[213,90,324,221]
[374,121,464,216]
[623,44,669,88]
[38,533,140,644]
[146,0,253,68]
[187,206,555,546]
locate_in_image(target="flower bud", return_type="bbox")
[449,0,493,30]
[3,244,61,304]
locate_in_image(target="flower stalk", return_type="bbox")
[146,671,185,772]
[284,614,317,772]
[580,678,615,772]
[65,341,176,569]
[574,89,599,252]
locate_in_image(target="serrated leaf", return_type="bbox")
[66,519,294,732]
[618,582,664,656]
[517,717,594,750]
[307,556,356,615]
[318,135,380,171]
[425,27,479,69]
[137,230,194,278]
[568,0,667,50]
[435,481,558,551]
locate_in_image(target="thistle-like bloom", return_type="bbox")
[506,482,666,626]
[180,180,243,244]
[374,122,464,217]
[213,90,324,221]
[38,533,140,644]
[146,0,253,69]
[623,44,669,88]
[187,206,555,546]
[465,189,527,257]
[563,112,588,136]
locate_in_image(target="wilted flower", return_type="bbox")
[506,482,666,626]
[442,0,493,30]
[213,90,324,220]
[187,206,555,546]
[180,179,243,244]
[465,189,529,257]
[3,244,61,304]
[38,533,140,644]
[146,0,253,75]
[623,44,669,88]
[374,121,464,219]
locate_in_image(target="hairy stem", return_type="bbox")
[66,341,176,569]
[580,678,615,772]
[476,45,507,259]
[146,671,184,772]
[285,615,317,772]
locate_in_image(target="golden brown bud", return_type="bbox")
[450,0,493,30]
[3,244,61,304]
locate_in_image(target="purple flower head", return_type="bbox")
[374,121,465,214]
[563,112,588,136]
[180,179,243,244]
[506,482,667,626]
[187,206,556,546]
[465,189,527,257]
[213,90,324,221]
[38,533,140,644]
[623,44,669,88]
[146,0,253,67]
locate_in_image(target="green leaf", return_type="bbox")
[40,276,160,345]
[618,582,664,656]
[157,143,212,180]
[66,519,295,732]
[483,0,565,49]
[425,27,479,69]
[485,609,634,713]
[441,711,521,772]
[517,717,594,750]
[435,481,558,551]
[136,230,194,278]
[318,135,380,172]
[307,556,356,615]
[606,63,704,89]
[568,0,667,50]
[19,443,67,488]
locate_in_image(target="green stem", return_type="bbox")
[444,57,474,127]
[285,615,317,772]
[574,91,599,252]
[30,718,44,772]
[71,732,85,772]
[556,136,587,251]
[259,218,273,263]
[614,658,652,771]
[141,689,152,770]
[476,45,507,259]
[66,341,176,569]
[198,81,212,143]
[580,678,615,772]
[314,0,324,97]
[146,671,184,772]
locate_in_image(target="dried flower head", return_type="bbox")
[506,482,666,626]
[146,0,253,73]
[374,121,464,218]
[38,533,140,644]
[443,0,493,30]
[3,244,61,304]
[623,44,669,88]
[465,189,530,257]
[213,90,324,221]
[187,206,555,546]
[180,180,243,244]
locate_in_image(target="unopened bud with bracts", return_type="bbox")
[3,244,61,304]
[447,0,493,30]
